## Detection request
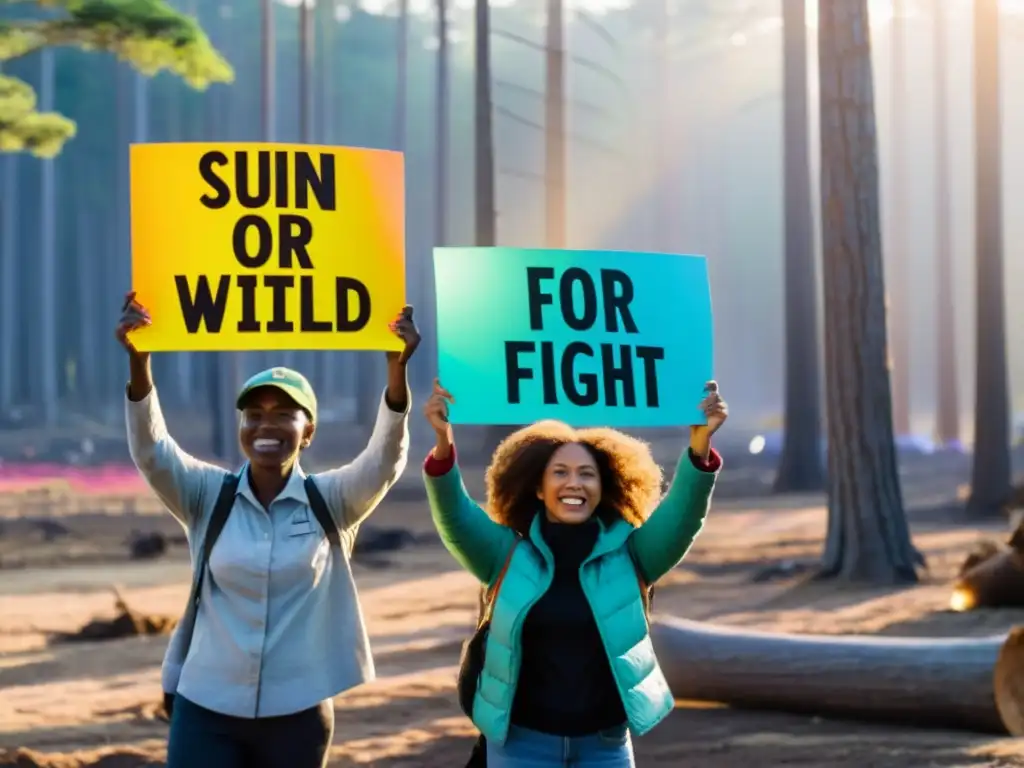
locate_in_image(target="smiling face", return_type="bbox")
[238,387,315,471]
[536,442,603,525]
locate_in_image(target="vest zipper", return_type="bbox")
[578,555,639,732]
[498,564,553,744]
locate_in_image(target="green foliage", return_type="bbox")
[0,0,234,156]
[0,71,74,155]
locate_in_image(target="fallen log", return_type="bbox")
[651,616,1024,735]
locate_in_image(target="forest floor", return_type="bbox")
[2,439,1024,767]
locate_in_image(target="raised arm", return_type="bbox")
[628,448,721,584]
[423,444,516,585]
[313,387,410,531]
[118,292,222,528]
[310,306,418,530]
[629,381,729,584]
[420,379,516,584]
[126,385,225,527]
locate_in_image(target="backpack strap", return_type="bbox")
[626,539,654,619]
[478,539,520,628]
[202,473,241,573]
[637,571,654,619]
[180,472,240,652]
[304,475,342,549]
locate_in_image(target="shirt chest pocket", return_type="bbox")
[279,511,332,588]
[287,512,318,538]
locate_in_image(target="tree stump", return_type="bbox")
[651,616,1024,735]
[52,588,177,643]
[950,521,1024,611]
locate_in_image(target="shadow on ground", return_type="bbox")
[3,706,1021,768]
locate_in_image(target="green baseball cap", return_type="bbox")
[236,367,318,423]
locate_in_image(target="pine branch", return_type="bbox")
[0,72,75,157]
[0,0,234,156]
[0,0,233,87]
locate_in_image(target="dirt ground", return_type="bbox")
[3,449,1024,767]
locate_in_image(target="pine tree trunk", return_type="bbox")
[200,0,232,461]
[299,0,313,144]
[774,0,824,493]
[39,49,58,426]
[256,0,276,387]
[396,0,418,395]
[262,0,275,143]
[208,353,226,458]
[544,0,565,249]
[0,154,17,413]
[887,0,911,437]
[115,64,133,423]
[474,0,495,250]
[356,352,384,428]
[339,1,407,418]
[933,0,959,447]
[271,0,293,376]
[219,0,240,466]
[395,0,407,155]
[102,111,122,421]
[299,0,320,391]
[816,0,919,583]
[76,206,101,405]
[134,69,162,403]
[220,354,241,468]
[967,0,1011,516]
[354,0,397,425]
[0,57,11,414]
[317,0,335,400]
[425,0,448,384]
[168,0,194,407]
[475,0,510,452]
[653,0,670,249]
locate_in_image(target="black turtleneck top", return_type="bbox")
[510,514,627,736]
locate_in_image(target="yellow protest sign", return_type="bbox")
[128,142,405,352]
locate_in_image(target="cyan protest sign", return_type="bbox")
[433,247,713,428]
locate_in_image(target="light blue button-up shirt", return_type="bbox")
[126,386,409,718]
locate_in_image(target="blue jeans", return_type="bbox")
[487,724,635,767]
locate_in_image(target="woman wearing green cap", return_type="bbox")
[116,291,419,768]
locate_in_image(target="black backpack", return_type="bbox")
[162,472,341,718]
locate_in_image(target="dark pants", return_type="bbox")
[166,695,334,768]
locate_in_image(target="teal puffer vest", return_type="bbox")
[473,514,672,744]
[423,448,718,746]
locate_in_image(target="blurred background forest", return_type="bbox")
[2,0,1024,467]
[11,6,1024,762]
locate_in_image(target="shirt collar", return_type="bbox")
[237,461,309,510]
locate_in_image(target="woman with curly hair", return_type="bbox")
[421,378,728,767]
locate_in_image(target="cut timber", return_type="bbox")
[951,551,1024,610]
[651,616,1024,735]
[995,628,1024,735]
[949,518,1024,611]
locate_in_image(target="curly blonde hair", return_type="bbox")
[484,420,664,536]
